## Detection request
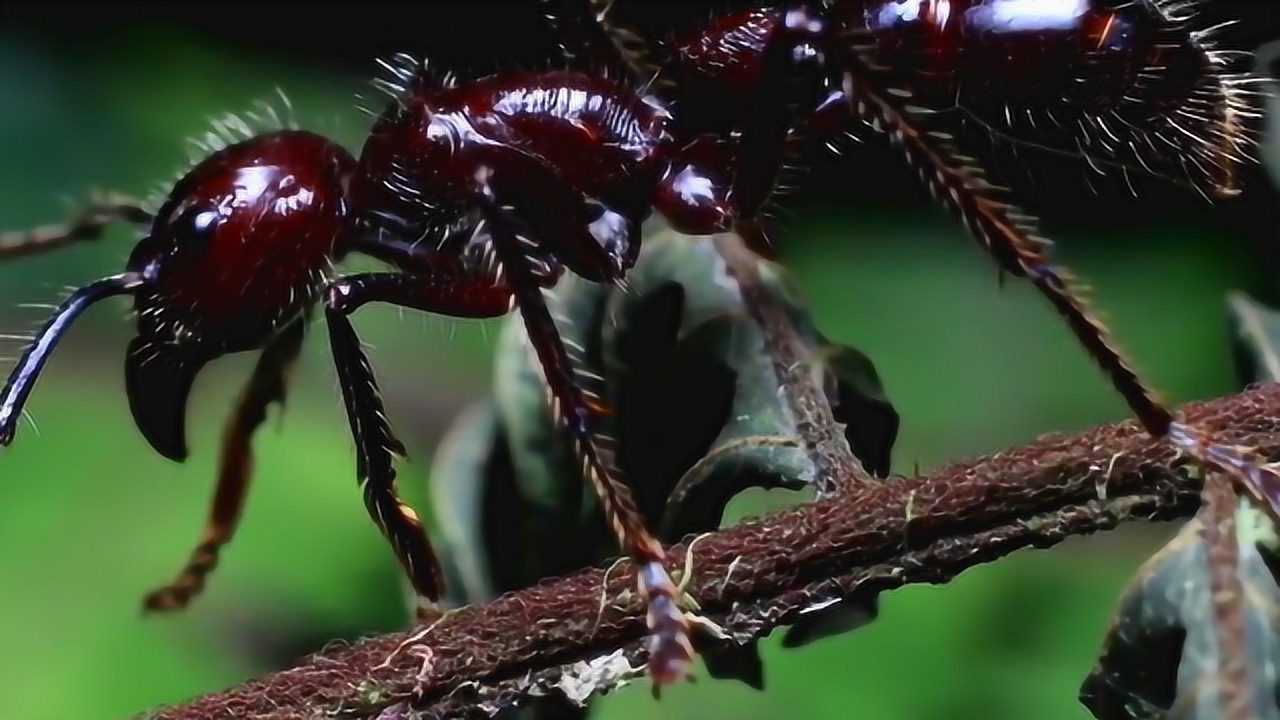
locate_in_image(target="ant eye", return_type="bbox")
[169,207,221,252]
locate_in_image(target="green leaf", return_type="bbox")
[1079,500,1280,719]
[1256,42,1280,192]
[426,401,503,603]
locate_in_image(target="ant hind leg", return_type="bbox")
[842,63,1280,515]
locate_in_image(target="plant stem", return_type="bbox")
[152,384,1280,720]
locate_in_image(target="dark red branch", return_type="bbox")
[152,384,1280,720]
[713,233,875,495]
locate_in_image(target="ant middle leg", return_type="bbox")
[323,269,514,606]
[142,320,306,612]
[481,205,695,687]
[0,192,152,260]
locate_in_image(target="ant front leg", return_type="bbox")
[323,269,514,608]
[0,192,152,260]
[143,320,305,612]
[481,206,695,688]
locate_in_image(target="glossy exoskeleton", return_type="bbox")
[0,0,1273,690]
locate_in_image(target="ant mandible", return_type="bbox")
[0,0,1274,692]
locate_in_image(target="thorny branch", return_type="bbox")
[154,384,1280,720]
[713,232,877,496]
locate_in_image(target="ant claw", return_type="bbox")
[650,670,699,700]
[639,560,696,688]
[687,612,731,642]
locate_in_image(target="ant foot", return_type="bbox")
[638,560,695,692]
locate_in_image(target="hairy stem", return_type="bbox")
[151,384,1280,720]
[713,232,875,496]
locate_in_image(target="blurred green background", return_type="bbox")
[0,4,1275,719]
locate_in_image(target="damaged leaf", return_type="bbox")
[1228,291,1280,385]
[1256,41,1280,193]
[1080,498,1280,720]
[428,231,898,695]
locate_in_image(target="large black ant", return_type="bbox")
[0,0,1274,691]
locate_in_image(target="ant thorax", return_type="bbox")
[354,70,673,281]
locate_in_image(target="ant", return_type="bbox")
[0,0,1274,693]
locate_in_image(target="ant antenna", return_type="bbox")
[0,272,144,444]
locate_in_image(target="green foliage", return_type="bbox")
[430,234,897,696]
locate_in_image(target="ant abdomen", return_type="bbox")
[849,1,1150,107]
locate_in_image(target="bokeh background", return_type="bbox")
[0,2,1277,718]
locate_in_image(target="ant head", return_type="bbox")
[121,130,355,460]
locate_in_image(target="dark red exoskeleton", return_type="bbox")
[0,0,1273,690]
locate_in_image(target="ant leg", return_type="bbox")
[730,2,829,219]
[483,207,695,687]
[842,68,1171,436]
[0,272,144,445]
[0,193,152,260]
[842,67,1280,509]
[142,320,305,612]
[323,271,513,604]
